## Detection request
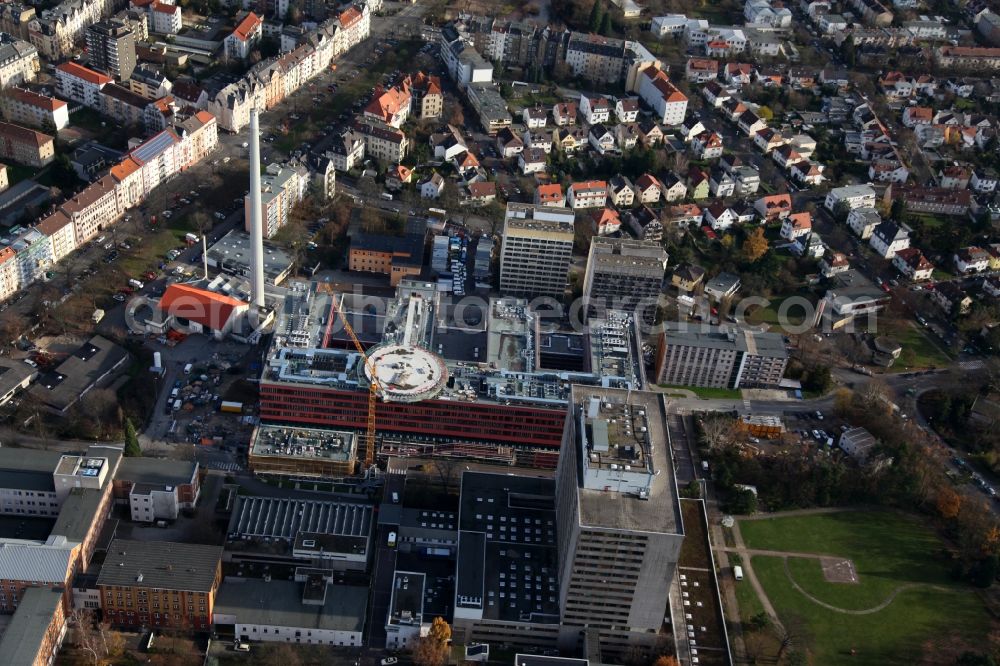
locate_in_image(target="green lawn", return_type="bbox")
[884,320,952,369]
[746,296,811,329]
[740,512,992,664]
[659,384,743,400]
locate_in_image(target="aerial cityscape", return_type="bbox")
[0,0,995,663]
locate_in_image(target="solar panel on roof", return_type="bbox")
[131,131,176,164]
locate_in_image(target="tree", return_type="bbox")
[727,487,758,514]
[935,485,962,521]
[802,364,832,394]
[411,635,448,666]
[428,616,451,644]
[652,657,680,666]
[123,418,141,457]
[757,105,774,121]
[588,0,602,32]
[833,388,854,417]
[742,226,769,263]
[599,11,612,35]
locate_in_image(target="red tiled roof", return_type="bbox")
[158,284,247,331]
[110,157,141,182]
[56,62,112,86]
[9,87,66,111]
[232,12,261,41]
[0,247,13,265]
[152,1,179,14]
[536,184,563,202]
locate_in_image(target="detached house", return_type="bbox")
[702,81,731,108]
[686,57,719,83]
[847,207,881,239]
[754,193,792,221]
[522,106,548,128]
[934,281,972,315]
[420,171,445,199]
[709,168,735,197]
[607,176,635,207]
[615,97,639,123]
[687,167,710,199]
[869,220,910,259]
[518,147,547,174]
[704,202,738,230]
[780,211,812,240]
[553,102,577,126]
[634,173,662,204]
[753,127,785,153]
[738,110,766,136]
[893,247,934,280]
[772,144,802,170]
[588,123,616,154]
[660,172,687,202]
[534,183,564,207]
[580,93,611,124]
[789,160,824,185]
[954,246,991,273]
[638,118,664,147]
[691,131,723,159]
[496,127,523,157]
[590,206,621,235]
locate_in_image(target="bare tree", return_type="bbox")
[699,415,737,452]
[431,458,461,496]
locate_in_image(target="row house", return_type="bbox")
[0,33,38,88]
[58,174,120,245]
[28,0,113,59]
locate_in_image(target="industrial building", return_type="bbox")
[258,280,644,469]
[226,495,373,571]
[112,458,200,523]
[214,577,367,647]
[654,324,788,389]
[29,335,129,413]
[555,386,684,660]
[581,237,667,324]
[499,203,575,298]
[204,229,294,286]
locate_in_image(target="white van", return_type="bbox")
[234,641,250,652]
[387,531,397,548]
[183,363,193,374]
[734,565,744,581]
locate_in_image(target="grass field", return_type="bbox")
[881,320,952,369]
[739,511,992,664]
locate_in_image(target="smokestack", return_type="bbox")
[202,236,209,281]
[248,107,266,309]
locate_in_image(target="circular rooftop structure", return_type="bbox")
[364,344,449,403]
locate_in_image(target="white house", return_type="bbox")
[780,212,812,241]
[420,172,445,199]
[954,246,991,273]
[893,247,934,281]
[847,207,881,239]
[224,12,263,61]
[580,93,611,124]
[615,97,639,123]
[825,184,877,212]
[869,220,910,259]
[567,180,608,209]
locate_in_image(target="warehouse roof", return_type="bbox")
[214,579,366,632]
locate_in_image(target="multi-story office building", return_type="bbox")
[555,386,684,659]
[98,539,222,631]
[654,324,788,389]
[499,203,575,298]
[86,19,135,81]
[582,238,667,322]
[0,32,37,87]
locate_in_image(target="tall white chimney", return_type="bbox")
[248,107,266,309]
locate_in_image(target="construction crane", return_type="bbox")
[332,297,382,471]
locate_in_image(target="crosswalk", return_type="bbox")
[207,462,241,472]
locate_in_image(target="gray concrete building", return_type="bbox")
[86,19,136,81]
[554,386,683,661]
[499,203,575,299]
[582,237,667,323]
[654,324,788,389]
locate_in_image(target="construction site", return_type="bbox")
[253,278,647,477]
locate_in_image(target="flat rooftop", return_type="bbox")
[455,472,560,624]
[228,495,372,556]
[206,229,293,285]
[661,324,787,359]
[117,457,197,487]
[30,336,129,412]
[0,587,64,666]
[215,579,367,633]
[251,424,356,463]
[98,539,222,592]
[571,386,682,535]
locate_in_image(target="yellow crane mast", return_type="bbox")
[331,297,381,470]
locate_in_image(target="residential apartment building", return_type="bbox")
[98,539,222,631]
[56,61,111,108]
[637,66,688,125]
[566,180,607,209]
[582,237,667,322]
[0,32,38,88]
[555,386,684,660]
[499,203,575,298]
[27,0,112,59]
[848,207,881,239]
[407,71,442,119]
[935,45,1000,70]
[351,119,408,163]
[363,84,411,128]
[1,86,69,130]
[224,12,262,61]
[35,209,76,262]
[654,324,788,388]
[148,1,181,35]
[824,183,877,212]
[86,19,135,81]
[0,587,67,665]
[565,33,625,83]
[0,120,52,166]
[243,163,307,239]
[60,174,119,245]
[113,458,200,523]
